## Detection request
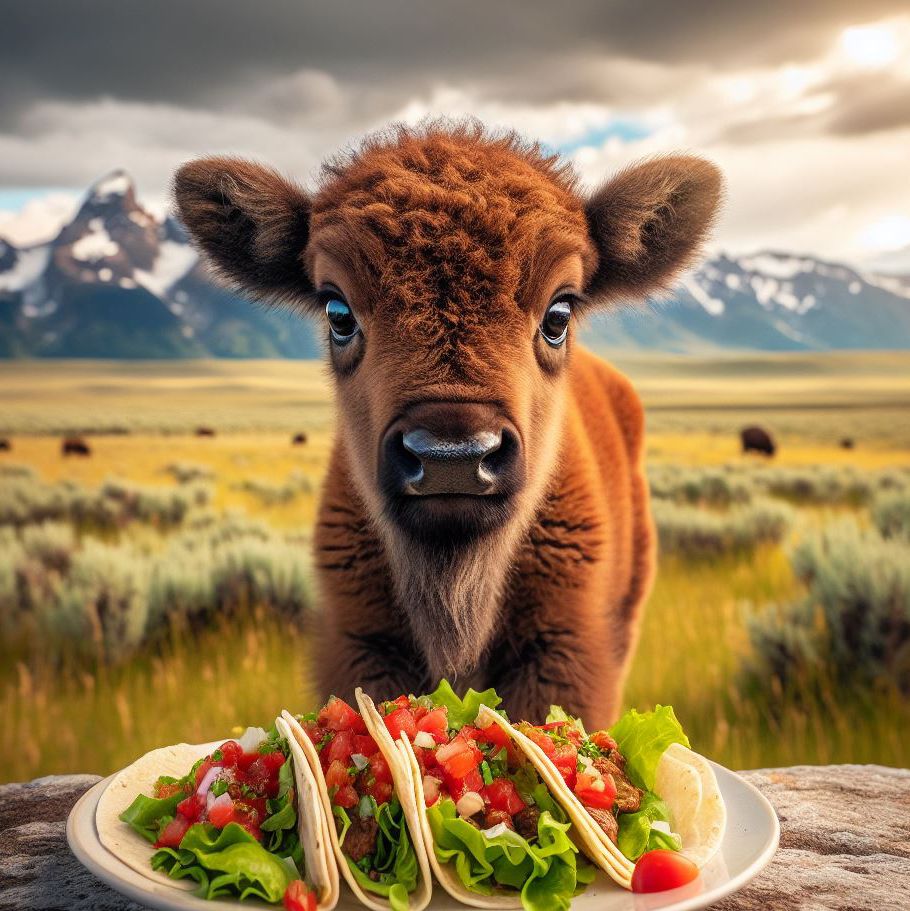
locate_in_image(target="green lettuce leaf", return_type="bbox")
[616,792,682,861]
[545,706,588,739]
[608,705,689,791]
[119,791,185,843]
[426,797,589,911]
[428,680,502,730]
[337,798,418,910]
[152,822,294,903]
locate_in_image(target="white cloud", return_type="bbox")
[0,191,78,246]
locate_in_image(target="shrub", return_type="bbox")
[873,490,910,541]
[164,462,216,484]
[746,519,910,692]
[0,474,210,530]
[648,465,753,506]
[653,498,793,558]
[233,471,314,506]
[752,465,873,505]
[0,510,313,661]
[0,463,35,479]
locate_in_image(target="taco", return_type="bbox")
[355,682,596,910]
[280,700,432,911]
[488,704,726,883]
[97,718,338,909]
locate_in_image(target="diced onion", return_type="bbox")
[650,820,672,835]
[196,766,220,796]
[351,752,369,770]
[590,778,606,792]
[208,791,232,814]
[422,776,441,806]
[455,791,485,818]
[238,726,269,753]
[481,823,510,839]
[413,731,436,749]
[578,755,594,770]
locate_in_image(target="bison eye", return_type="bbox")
[325,296,359,345]
[540,297,572,347]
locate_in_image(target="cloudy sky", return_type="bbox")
[1,1,909,267]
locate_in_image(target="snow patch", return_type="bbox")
[739,253,816,279]
[0,244,51,292]
[99,267,113,282]
[72,227,119,262]
[119,277,136,289]
[849,281,862,294]
[135,240,196,296]
[725,273,741,290]
[92,172,131,201]
[683,275,725,315]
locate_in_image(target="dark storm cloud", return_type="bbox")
[2,0,906,123]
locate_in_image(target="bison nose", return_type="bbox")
[401,428,501,495]
[384,425,520,496]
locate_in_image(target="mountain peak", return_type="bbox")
[87,169,135,203]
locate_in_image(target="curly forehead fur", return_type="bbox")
[307,122,595,365]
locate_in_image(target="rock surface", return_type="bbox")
[1,766,908,910]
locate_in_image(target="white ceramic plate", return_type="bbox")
[68,760,778,911]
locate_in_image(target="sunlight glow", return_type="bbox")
[856,215,910,253]
[840,24,900,69]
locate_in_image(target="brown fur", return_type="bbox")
[174,121,722,727]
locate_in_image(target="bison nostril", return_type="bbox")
[479,427,516,483]
[393,432,424,487]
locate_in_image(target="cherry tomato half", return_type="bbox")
[631,850,700,894]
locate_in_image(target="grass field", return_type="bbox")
[1,352,909,783]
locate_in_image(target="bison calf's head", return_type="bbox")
[174,124,721,676]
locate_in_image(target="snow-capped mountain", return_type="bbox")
[587,251,910,352]
[0,171,319,358]
[2,171,909,357]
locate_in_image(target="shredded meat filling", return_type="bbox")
[593,757,643,813]
[587,806,618,843]
[513,805,541,840]
[343,813,379,862]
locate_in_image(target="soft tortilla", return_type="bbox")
[96,725,339,907]
[478,706,727,880]
[96,740,212,891]
[474,706,634,890]
[653,743,726,868]
[281,704,433,911]
[356,691,525,909]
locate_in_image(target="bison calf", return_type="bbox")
[175,123,722,726]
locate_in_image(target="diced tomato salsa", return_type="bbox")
[301,697,394,809]
[152,737,289,848]
[377,694,539,835]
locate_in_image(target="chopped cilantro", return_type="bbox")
[480,760,493,786]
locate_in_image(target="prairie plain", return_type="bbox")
[1,351,909,783]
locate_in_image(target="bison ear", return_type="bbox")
[584,155,723,302]
[173,156,314,305]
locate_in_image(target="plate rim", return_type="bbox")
[66,759,779,911]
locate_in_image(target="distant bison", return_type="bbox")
[840,437,854,450]
[195,426,216,437]
[741,426,775,457]
[0,438,10,452]
[62,437,91,457]
[292,432,308,446]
